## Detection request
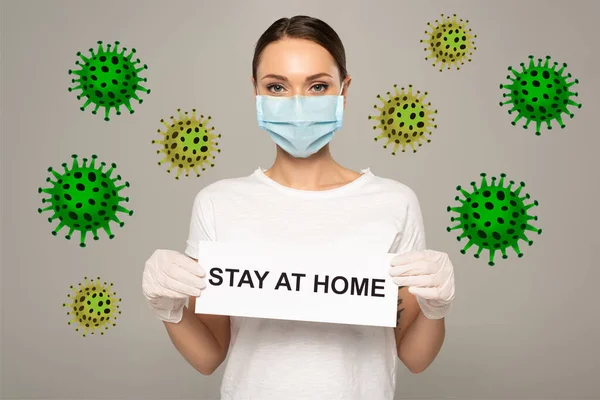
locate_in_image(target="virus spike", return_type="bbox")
[459,238,475,254]
[104,162,116,178]
[421,13,477,71]
[38,154,132,247]
[514,181,525,197]
[63,276,121,337]
[510,242,523,258]
[473,246,484,259]
[525,200,540,212]
[523,223,540,235]
[498,173,506,187]
[91,103,101,116]
[96,41,105,55]
[38,204,54,213]
[487,248,497,266]
[456,186,470,199]
[447,173,541,266]
[368,84,437,155]
[103,222,116,238]
[125,47,136,62]
[447,221,462,232]
[153,108,222,179]
[53,220,67,236]
[81,49,93,64]
[481,173,490,189]
[68,40,150,121]
[115,205,133,216]
[65,225,75,240]
[79,230,87,247]
[500,55,581,136]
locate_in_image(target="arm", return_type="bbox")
[397,308,445,374]
[163,259,231,375]
[392,190,447,373]
[163,189,231,375]
[394,286,420,351]
[395,284,445,373]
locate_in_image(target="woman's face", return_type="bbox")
[253,37,350,100]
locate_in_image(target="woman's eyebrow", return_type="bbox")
[305,73,333,81]
[261,74,289,81]
[260,73,333,82]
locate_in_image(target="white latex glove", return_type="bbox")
[389,250,455,320]
[142,249,206,323]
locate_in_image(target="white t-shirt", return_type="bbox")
[184,167,426,400]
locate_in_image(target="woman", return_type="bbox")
[142,15,455,400]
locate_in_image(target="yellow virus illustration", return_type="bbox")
[63,276,121,337]
[368,84,437,154]
[152,109,221,179]
[421,14,477,71]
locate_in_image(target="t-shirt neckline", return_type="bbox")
[253,167,373,198]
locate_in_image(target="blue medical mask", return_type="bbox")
[255,83,345,158]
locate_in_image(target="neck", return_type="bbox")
[264,145,347,191]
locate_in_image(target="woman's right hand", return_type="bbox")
[142,249,207,323]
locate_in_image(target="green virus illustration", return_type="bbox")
[63,276,121,337]
[68,40,150,121]
[38,154,133,247]
[368,84,437,154]
[421,14,477,71]
[447,173,542,266]
[500,55,581,135]
[152,109,222,179]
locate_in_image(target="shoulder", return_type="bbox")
[368,172,421,206]
[198,174,255,196]
[192,172,258,202]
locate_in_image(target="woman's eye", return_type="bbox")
[311,84,329,93]
[268,84,285,93]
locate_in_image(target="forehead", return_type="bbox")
[256,38,339,78]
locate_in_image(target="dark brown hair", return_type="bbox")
[252,15,348,83]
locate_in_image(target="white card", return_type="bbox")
[194,240,398,327]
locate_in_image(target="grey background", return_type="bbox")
[1,0,599,399]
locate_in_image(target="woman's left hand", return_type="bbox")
[389,250,455,320]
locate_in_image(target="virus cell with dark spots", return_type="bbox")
[68,40,150,121]
[368,84,437,154]
[500,55,581,136]
[63,276,121,337]
[38,154,133,247]
[421,13,477,71]
[152,109,222,179]
[447,173,542,266]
